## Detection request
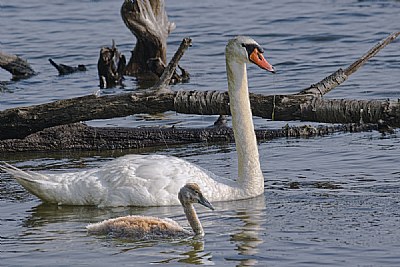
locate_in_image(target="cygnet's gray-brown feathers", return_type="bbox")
[86,215,190,240]
[86,183,214,240]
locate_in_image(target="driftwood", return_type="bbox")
[97,40,126,88]
[48,59,87,76]
[0,122,381,153]
[0,32,399,145]
[0,51,35,80]
[121,0,175,76]
[120,0,188,84]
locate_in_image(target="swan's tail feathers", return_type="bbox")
[0,162,58,202]
[0,162,49,182]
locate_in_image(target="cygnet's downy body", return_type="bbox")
[86,183,214,239]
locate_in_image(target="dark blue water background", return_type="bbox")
[1,0,399,266]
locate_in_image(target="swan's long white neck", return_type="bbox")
[226,56,264,196]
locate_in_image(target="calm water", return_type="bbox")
[1,0,400,266]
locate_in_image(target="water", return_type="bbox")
[1,0,400,266]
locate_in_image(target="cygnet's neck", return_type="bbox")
[226,57,264,196]
[182,203,204,236]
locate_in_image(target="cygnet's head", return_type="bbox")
[225,36,275,73]
[178,183,214,210]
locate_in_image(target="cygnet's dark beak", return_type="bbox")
[198,195,215,210]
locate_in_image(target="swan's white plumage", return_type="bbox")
[1,155,237,206]
[0,36,275,207]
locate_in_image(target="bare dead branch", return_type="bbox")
[299,31,400,96]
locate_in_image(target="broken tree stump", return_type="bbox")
[121,0,175,75]
[120,0,188,84]
[97,40,126,88]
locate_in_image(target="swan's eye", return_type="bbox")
[242,43,264,58]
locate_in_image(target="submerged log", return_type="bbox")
[0,51,35,80]
[0,122,380,153]
[0,38,192,140]
[48,59,87,76]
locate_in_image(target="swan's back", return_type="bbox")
[1,154,238,206]
[86,215,190,239]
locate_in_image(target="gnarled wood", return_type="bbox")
[49,58,87,75]
[121,0,175,75]
[0,51,35,80]
[0,122,379,153]
[97,40,126,88]
[0,33,399,150]
[0,89,399,141]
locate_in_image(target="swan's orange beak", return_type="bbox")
[250,48,275,73]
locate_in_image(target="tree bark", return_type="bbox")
[0,122,379,153]
[0,87,398,141]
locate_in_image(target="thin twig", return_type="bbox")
[344,31,400,76]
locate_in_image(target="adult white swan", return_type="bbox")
[0,36,275,207]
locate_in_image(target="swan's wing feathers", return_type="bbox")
[1,154,231,206]
[91,154,216,206]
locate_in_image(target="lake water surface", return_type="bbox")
[1,0,400,266]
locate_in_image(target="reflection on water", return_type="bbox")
[226,196,266,267]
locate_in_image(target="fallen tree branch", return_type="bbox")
[153,37,192,88]
[1,89,398,140]
[0,122,380,152]
[0,51,36,80]
[344,31,400,77]
[299,31,400,96]
[0,33,398,143]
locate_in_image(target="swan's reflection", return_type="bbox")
[22,203,149,228]
[216,194,266,267]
